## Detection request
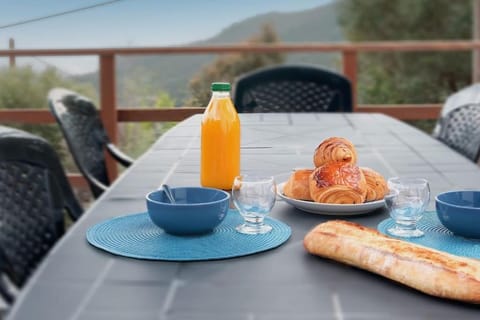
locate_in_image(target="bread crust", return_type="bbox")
[313,137,357,167]
[361,167,388,202]
[304,220,480,303]
[309,162,367,204]
[283,169,314,201]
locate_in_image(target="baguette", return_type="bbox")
[304,220,480,303]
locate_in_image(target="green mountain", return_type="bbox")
[74,1,343,106]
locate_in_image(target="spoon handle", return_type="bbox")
[161,184,176,204]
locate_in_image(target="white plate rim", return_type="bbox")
[277,182,385,216]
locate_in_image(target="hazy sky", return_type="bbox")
[0,0,332,74]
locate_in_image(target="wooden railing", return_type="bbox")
[1,40,477,185]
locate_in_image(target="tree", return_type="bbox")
[0,66,95,160]
[338,0,472,105]
[119,74,177,158]
[187,24,285,107]
[153,92,177,136]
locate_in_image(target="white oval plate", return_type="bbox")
[277,182,385,216]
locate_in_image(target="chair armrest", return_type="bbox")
[0,275,14,305]
[64,197,84,221]
[84,172,109,199]
[106,143,134,167]
[0,250,15,305]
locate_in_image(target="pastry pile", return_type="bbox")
[283,137,387,204]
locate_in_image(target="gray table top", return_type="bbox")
[7,113,480,320]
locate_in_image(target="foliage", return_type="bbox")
[338,0,472,104]
[0,66,95,159]
[187,24,286,107]
[119,83,177,158]
[153,92,178,135]
[406,119,436,135]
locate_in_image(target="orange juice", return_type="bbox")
[201,83,240,190]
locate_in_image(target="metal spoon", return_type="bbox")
[161,184,176,204]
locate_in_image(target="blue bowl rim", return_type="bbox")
[435,190,480,210]
[146,186,230,207]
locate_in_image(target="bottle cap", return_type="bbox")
[211,82,231,91]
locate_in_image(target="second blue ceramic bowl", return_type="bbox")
[435,190,480,238]
[146,186,230,236]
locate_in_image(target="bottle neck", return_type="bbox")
[212,91,231,99]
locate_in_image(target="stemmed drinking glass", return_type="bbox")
[232,175,276,235]
[385,177,430,238]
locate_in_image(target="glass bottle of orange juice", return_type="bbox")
[201,82,240,190]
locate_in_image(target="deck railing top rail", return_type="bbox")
[1,40,480,56]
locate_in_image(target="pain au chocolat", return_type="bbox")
[361,167,388,202]
[309,162,367,204]
[313,137,357,167]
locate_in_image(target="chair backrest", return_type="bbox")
[48,88,111,198]
[433,83,480,137]
[232,64,352,113]
[0,126,82,290]
[435,103,480,163]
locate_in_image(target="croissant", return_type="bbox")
[283,169,314,201]
[361,167,388,202]
[309,162,367,204]
[313,137,357,167]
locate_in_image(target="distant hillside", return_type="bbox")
[201,2,341,44]
[73,1,343,106]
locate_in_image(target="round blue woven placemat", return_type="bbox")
[378,211,480,259]
[86,209,291,261]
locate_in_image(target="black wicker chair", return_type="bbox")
[435,103,480,163]
[232,64,352,113]
[433,83,480,137]
[0,126,83,305]
[48,88,134,198]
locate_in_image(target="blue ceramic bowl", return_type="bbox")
[435,190,480,238]
[146,187,230,235]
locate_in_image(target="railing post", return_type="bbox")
[9,38,15,68]
[99,53,118,182]
[473,0,480,82]
[342,50,358,111]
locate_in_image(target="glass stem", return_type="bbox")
[244,216,265,227]
[396,220,417,230]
